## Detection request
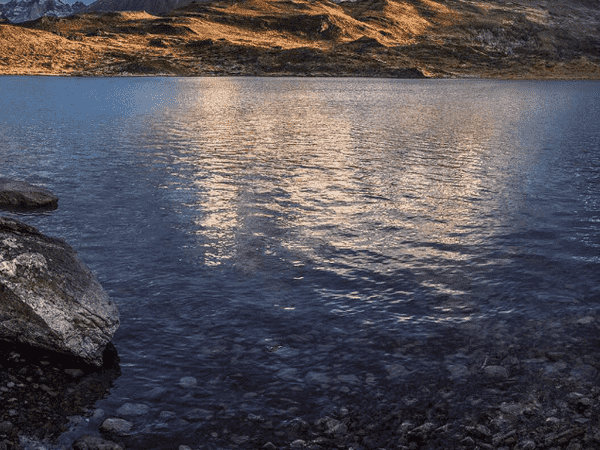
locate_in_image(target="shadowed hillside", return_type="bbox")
[0,0,598,78]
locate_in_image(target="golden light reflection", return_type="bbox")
[140,79,570,323]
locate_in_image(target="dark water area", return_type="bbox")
[1,77,599,449]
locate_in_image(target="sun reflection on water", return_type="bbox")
[131,78,592,324]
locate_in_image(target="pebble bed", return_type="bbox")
[1,312,600,450]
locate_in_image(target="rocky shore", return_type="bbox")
[2,309,599,450]
[0,180,121,450]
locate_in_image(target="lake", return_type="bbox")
[1,76,599,449]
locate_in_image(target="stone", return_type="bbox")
[64,368,85,378]
[100,418,133,435]
[184,408,213,420]
[484,365,509,378]
[518,439,536,450]
[116,403,149,416]
[447,364,470,379]
[0,216,119,366]
[0,179,58,210]
[178,376,197,387]
[159,411,177,420]
[73,434,125,450]
[0,421,12,433]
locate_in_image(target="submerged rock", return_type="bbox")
[0,216,119,366]
[0,178,59,210]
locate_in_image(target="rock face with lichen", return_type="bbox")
[0,216,119,366]
[0,178,58,210]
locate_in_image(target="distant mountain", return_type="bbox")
[0,0,85,23]
[82,0,198,15]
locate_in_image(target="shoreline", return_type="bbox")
[4,313,600,450]
[1,72,600,80]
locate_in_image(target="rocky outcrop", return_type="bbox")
[0,178,58,210]
[0,216,119,366]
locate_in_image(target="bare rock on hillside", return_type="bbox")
[0,178,58,210]
[0,216,119,366]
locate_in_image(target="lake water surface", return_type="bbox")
[1,77,599,449]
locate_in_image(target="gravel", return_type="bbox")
[2,314,600,450]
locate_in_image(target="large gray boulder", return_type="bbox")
[0,216,119,366]
[0,178,58,210]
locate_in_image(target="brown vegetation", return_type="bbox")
[0,0,599,78]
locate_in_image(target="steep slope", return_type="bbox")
[0,0,598,78]
[0,19,100,73]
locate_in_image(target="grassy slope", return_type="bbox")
[0,0,599,78]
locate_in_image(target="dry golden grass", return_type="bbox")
[0,0,598,78]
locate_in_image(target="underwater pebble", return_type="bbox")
[73,434,125,450]
[100,418,133,435]
[116,403,149,416]
[179,376,197,388]
[184,408,214,420]
[484,365,509,378]
[159,410,177,420]
[64,368,84,378]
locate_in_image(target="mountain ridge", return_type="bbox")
[81,0,198,15]
[0,0,85,23]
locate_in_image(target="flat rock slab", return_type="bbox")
[0,216,119,366]
[0,178,58,210]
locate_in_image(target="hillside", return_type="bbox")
[0,0,599,78]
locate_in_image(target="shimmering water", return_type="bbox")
[1,77,599,448]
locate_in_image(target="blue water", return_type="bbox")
[1,77,599,448]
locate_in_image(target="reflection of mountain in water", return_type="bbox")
[0,340,120,446]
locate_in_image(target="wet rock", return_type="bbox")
[178,376,197,387]
[484,365,509,378]
[0,178,58,210]
[0,341,120,446]
[184,408,213,420]
[0,421,12,433]
[159,411,177,421]
[100,418,133,435]
[65,368,85,378]
[543,361,568,376]
[518,439,536,449]
[465,424,492,438]
[0,216,119,366]
[116,403,149,416]
[315,417,347,437]
[73,434,125,450]
[447,364,470,379]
